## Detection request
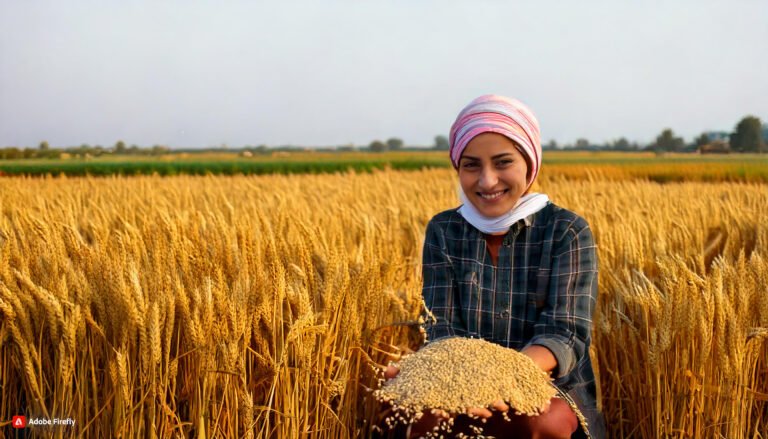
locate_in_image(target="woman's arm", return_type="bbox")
[421,219,467,340]
[525,218,598,378]
[521,344,558,374]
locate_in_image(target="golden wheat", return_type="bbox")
[0,169,765,438]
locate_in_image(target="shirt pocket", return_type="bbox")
[527,268,550,320]
[525,286,548,335]
[458,269,480,336]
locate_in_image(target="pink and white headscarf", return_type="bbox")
[449,94,542,190]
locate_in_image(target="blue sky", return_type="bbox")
[1,0,766,148]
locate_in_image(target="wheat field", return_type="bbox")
[0,169,766,438]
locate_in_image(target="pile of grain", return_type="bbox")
[376,337,556,418]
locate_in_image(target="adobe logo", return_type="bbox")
[12,415,27,429]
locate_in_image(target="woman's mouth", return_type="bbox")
[478,189,509,200]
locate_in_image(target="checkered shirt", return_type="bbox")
[421,202,604,435]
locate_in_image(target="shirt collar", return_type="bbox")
[522,215,533,227]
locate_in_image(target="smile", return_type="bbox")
[478,189,508,200]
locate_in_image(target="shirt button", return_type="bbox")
[499,310,510,318]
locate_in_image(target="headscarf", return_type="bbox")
[449,95,549,234]
[449,94,542,190]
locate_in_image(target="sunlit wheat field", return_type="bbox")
[1,169,766,438]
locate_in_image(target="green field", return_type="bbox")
[1,150,767,182]
[0,151,448,176]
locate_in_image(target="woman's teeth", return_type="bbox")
[479,190,506,200]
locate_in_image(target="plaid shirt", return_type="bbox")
[421,202,604,436]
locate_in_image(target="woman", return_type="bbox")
[388,95,604,438]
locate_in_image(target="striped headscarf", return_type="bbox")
[449,95,542,189]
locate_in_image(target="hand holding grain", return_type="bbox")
[377,337,556,417]
[386,360,524,418]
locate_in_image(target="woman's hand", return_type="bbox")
[384,364,514,437]
[383,365,448,437]
[384,364,517,417]
[384,364,400,380]
[465,400,509,418]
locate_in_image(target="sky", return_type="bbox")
[1,0,767,149]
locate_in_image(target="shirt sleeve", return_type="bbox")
[421,219,467,341]
[525,218,598,379]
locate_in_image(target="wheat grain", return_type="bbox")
[376,337,558,434]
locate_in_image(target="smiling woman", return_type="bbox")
[458,133,530,219]
[384,95,606,439]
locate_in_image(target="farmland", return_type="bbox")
[1,150,767,183]
[0,156,767,438]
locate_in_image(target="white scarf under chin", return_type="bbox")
[458,188,550,235]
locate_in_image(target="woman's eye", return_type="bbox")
[462,162,479,169]
[496,160,513,167]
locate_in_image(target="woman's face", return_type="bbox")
[458,132,529,218]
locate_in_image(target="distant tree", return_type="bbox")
[433,135,449,150]
[39,141,50,151]
[1,147,22,159]
[115,140,127,154]
[611,137,630,150]
[369,140,387,152]
[544,140,558,150]
[151,145,170,155]
[575,138,590,150]
[386,137,404,150]
[695,132,711,148]
[730,116,765,152]
[72,144,93,158]
[652,128,684,152]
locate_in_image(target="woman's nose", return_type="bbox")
[478,167,498,189]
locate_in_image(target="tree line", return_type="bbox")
[0,140,171,160]
[428,115,766,154]
[2,116,765,159]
